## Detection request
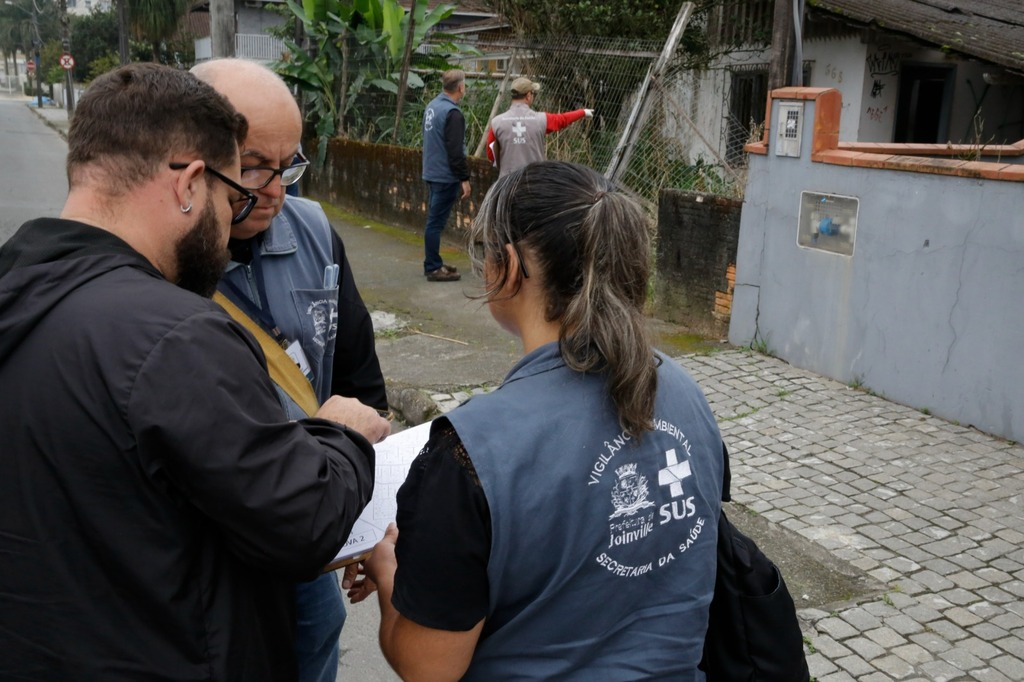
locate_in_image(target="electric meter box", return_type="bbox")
[797,191,858,256]
[775,102,804,157]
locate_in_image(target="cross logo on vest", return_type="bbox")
[658,448,691,497]
[512,120,527,144]
[658,447,696,525]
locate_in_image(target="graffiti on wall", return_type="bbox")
[866,105,889,122]
[867,45,912,77]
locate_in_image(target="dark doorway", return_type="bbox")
[726,71,768,165]
[893,64,955,142]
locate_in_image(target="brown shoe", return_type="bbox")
[426,267,461,282]
[439,264,458,274]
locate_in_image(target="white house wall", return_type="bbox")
[804,36,867,141]
[856,40,909,141]
[664,48,770,166]
[679,26,1022,161]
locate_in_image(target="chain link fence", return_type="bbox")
[333,32,753,206]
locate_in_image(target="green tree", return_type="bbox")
[69,6,119,81]
[275,0,474,161]
[0,0,59,58]
[494,0,685,40]
[126,0,191,61]
[491,0,717,66]
[41,36,63,84]
[85,50,119,82]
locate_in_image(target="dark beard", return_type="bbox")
[174,199,230,298]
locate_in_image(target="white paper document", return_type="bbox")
[327,420,432,568]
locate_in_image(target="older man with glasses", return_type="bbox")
[0,62,388,681]
[192,58,388,682]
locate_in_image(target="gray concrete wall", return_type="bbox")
[730,95,1024,443]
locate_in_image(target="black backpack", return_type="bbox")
[699,444,810,681]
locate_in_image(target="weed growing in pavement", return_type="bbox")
[750,334,772,356]
[802,635,816,654]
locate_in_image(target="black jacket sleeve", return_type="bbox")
[127,310,376,580]
[330,229,388,412]
[444,109,470,181]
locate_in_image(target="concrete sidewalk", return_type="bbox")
[31,102,1024,681]
[24,99,70,140]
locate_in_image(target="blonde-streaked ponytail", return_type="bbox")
[468,161,658,437]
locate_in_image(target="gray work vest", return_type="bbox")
[490,102,548,177]
[422,93,462,183]
[446,343,724,680]
[222,197,338,420]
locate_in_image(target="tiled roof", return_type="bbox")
[809,0,1024,73]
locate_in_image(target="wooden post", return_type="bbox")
[472,52,517,158]
[605,2,694,183]
[392,0,417,144]
[211,0,235,59]
[117,0,129,64]
[768,0,795,90]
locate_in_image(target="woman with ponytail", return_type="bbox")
[355,162,726,681]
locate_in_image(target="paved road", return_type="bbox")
[0,96,67,243]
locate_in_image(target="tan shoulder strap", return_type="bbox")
[213,291,319,418]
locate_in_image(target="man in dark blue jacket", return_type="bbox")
[420,69,470,282]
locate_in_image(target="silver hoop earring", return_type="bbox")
[180,202,193,214]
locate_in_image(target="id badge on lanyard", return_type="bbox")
[284,339,315,382]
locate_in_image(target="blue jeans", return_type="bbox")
[424,180,461,274]
[294,573,346,682]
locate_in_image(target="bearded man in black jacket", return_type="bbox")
[0,63,390,681]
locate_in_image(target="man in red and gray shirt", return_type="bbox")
[486,77,593,177]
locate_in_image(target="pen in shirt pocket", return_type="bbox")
[323,264,339,289]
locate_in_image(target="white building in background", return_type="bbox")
[66,0,112,17]
[670,0,1024,169]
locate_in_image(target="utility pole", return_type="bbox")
[117,0,128,64]
[16,0,43,108]
[768,0,795,91]
[210,0,235,58]
[59,0,73,114]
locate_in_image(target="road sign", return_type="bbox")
[25,60,35,73]
[59,54,75,71]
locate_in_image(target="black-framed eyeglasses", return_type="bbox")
[240,151,310,190]
[473,240,530,279]
[169,162,258,225]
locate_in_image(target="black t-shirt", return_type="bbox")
[392,419,492,631]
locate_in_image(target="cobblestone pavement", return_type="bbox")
[432,350,1024,681]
